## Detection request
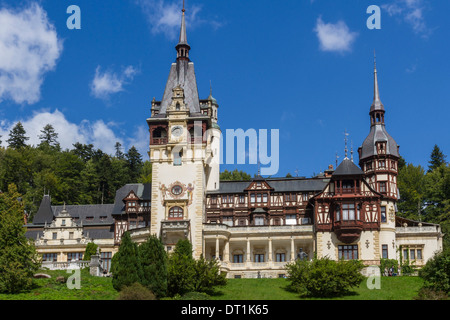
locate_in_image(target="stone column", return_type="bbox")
[246,238,251,266]
[215,236,220,260]
[89,253,102,277]
[290,237,295,261]
[268,237,273,263]
[224,239,230,263]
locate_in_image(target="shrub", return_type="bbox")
[286,257,365,297]
[138,235,168,298]
[419,249,450,294]
[111,232,143,291]
[83,242,99,262]
[117,282,156,300]
[414,287,449,300]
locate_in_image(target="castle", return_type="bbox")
[25,7,443,278]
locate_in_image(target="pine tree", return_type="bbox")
[7,122,29,149]
[114,142,124,159]
[126,146,143,182]
[167,239,196,296]
[111,232,142,291]
[38,124,59,148]
[138,235,168,298]
[0,184,40,293]
[428,145,447,172]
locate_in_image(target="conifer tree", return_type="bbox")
[0,184,40,293]
[138,235,168,298]
[428,144,447,172]
[7,122,29,149]
[167,239,196,296]
[38,124,59,148]
[111,232,142,291]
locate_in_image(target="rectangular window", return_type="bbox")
[342,204,355,220]
[233,254,243,263]
[417,249,423,260]
[61,219,66,226]
[382,244,388,259]
[410,249,415,260]
[250,194,255,203]
[254,254,265,263]
[239,195,245,204]
[403,249,408,260]
[285,214,297,225]
[42,253,58,262]
[378,160,386,168]
[276,253,286,262]
[338,245,358,260]
[173,150,182,166]
[254,217,264,226]
[101,252,112,272]
[67,252,83,262]
[379,182,387,193]
[381,206,387,223]
[302,193,308,201]
[69,232,74,240]
[262,193,268,203]
[211,196,217,205]
[223,216,233,227]
[256,194,262,203]
[52,232,57,240]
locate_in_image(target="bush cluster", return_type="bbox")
[286,257,365,297]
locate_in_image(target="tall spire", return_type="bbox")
[176,0,190,61]
[371,51,384,112]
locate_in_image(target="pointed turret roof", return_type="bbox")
[371,53,385,112]
[178,2,188,46]
[33,194,54,225]
[333,158,364,176]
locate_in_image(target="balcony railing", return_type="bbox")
[151,138,168,145]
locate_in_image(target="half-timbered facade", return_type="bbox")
[25,6,443,278]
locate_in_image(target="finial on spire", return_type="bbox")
[351,140,354,162]
[176,0,190,60]
[371,51,384,112]
[182,0,185,13]
[344,129,349,159]
[335,152,339,168]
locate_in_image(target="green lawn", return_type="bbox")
[0,270,423,300]
[209,276,424,300]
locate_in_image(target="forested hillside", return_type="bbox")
[0,122,448,249]
[0,122,152,222]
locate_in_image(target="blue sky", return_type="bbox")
[0,0,449,178]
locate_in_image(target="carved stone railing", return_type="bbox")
[41,260,90,270]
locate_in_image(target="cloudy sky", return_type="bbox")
[0,0,449,177]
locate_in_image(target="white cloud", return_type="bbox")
[0,110,148,157]
[314,17,358,53]
[135,0,218,40]
[90,65,138,100]
[382,0,430,36]
[0,3,62,105]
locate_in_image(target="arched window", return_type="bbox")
[169,206,183,220]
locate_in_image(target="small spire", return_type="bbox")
[371,51,384,112]
[335,152,339,168]
[351,140,354,162]
[176,0,190,60]
[344,129,349,159]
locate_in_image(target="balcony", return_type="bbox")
[203,224,313,237]
[333,220,364,243]
[161,219,190,239]
[150,137,168,145]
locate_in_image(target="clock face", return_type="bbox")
[171,126,183,137]
[171,185,183,195]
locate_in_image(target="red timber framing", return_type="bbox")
[113,190,151,244]
[205,179,314,227]
[313,175,382,243]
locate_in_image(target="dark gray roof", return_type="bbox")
[32,195,54,225]
[359,124,399,160]
[159,60,200,114]
[208,178,329,194]
[333,158,364,176]
[112,183,151,216]
[52,204,115,225]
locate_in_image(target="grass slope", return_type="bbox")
[0,270,423,300]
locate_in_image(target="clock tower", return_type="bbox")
[147,5,220,258]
